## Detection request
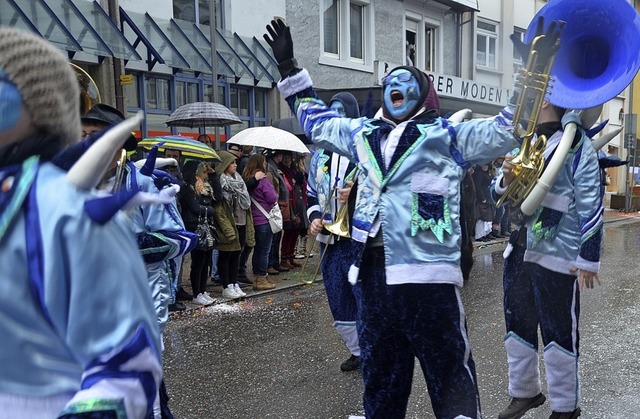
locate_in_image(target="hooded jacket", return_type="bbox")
[213,150,255,251]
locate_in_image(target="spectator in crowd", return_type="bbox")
[262,148,290,275]
[491,157,512,238]
[243,154,278,290]
[473,163,496,242]
[278,151,307,269]
[181,160,218,305]
[197,133,213,148]
[294,154,311,259]
[228,143,253,176]
[228,144,256,284]
[214,150,253,299]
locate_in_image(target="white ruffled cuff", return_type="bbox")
[277,69,312,98]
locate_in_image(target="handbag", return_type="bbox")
[195,209,216,250]
[251,197,283,234]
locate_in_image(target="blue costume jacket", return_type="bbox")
[124,161,195,334]
[279,69,520,287]
[495,113,604,274]
[0,158,161,418]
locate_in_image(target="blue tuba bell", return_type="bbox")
[525,0,640,109]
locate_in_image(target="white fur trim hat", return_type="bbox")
[0,27,81,144]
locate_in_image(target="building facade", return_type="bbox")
[1,0,635,200]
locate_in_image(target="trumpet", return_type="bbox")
[323,171,357,238]
[298,169,357,284]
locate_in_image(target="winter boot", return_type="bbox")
[253,275,275,291]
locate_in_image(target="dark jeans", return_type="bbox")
[253,223,273,276]
[268,230,282,268]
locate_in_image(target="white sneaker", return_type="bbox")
[222,286,240,299]
[233,283,247,297]
[203,291,215,304]
[192,293,209,305]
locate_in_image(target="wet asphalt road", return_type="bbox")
[163,216,640,419]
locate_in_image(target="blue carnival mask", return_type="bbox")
[0,69,23,133]
[382,69,421,121]
[330,100,346,117]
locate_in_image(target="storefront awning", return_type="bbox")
[1,0,283,86]
[120,8,190,72]
[1,0,141,61]
[171,19,237,81]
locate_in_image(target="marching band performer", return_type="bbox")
[264,18,535,418]
[494,106,603,419]
[490,7,625,415]
[0,27,161,418]
[307,92,362,372]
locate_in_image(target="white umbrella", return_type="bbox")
[227,126,310,154]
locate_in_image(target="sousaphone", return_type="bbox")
[504,0,640,216]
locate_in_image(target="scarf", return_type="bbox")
[220,173,251,214]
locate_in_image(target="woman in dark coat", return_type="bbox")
[181,160,217,305]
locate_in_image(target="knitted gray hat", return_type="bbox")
[0,27,81,144]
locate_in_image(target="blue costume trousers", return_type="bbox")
[320,239,361,356]
[503,243,581,412]
[358,247,480,419]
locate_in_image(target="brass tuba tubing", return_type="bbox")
[496,33,560,209]
[71,63,101,116]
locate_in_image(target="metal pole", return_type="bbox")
[625,133,633,212]
[108,0,125,113]
[210,0,220,150]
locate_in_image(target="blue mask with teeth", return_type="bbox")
[0,69,23,133]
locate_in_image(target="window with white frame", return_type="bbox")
[321,0,372,69]
[512,27,525,73]
[477,19,498,69]
[173,0,223,28]
[405,15,438,72]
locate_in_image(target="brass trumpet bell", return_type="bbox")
[324,204,351,238]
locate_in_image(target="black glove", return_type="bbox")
[511,16,564,70]
[264,19,300,78]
